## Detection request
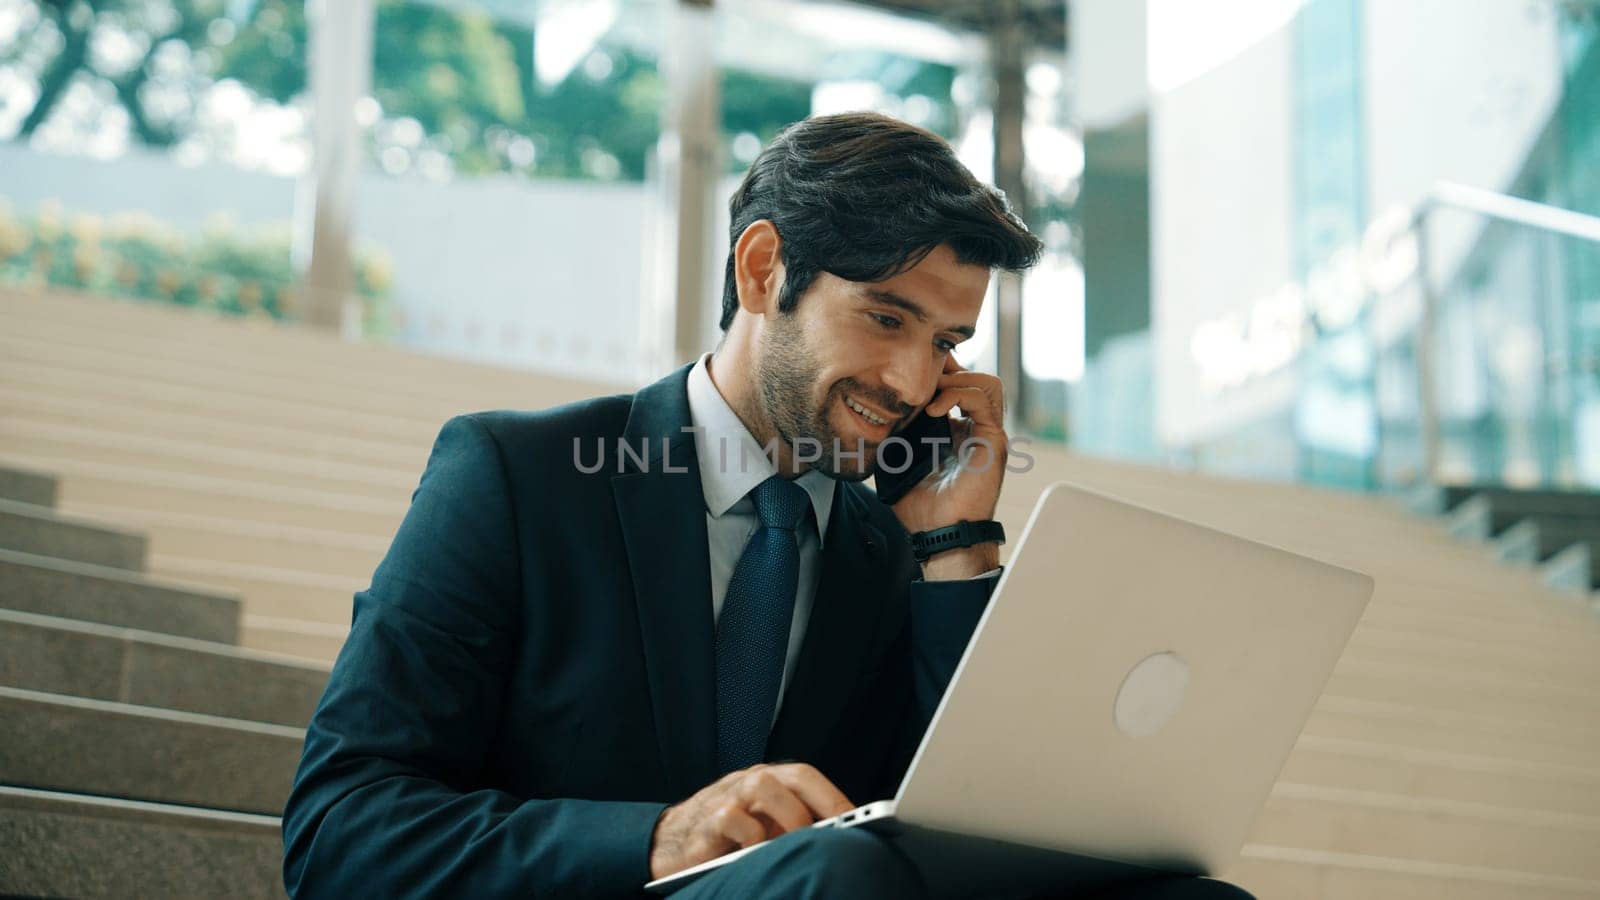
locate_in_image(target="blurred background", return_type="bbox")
[3,0,1592,492]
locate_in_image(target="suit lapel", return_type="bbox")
[612,365,719,798]
[767,483,893,763]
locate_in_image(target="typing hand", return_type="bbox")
[649,763,855,879]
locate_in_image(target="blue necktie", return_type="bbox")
[715,474,812,774]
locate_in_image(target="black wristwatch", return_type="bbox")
[908,520,1006,562]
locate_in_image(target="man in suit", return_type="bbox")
[282,113,1254,900]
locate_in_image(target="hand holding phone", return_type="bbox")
[871,354,1009,537]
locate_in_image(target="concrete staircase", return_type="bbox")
[1432,484,1600,597]
[3,287,1600,898]
[0,465,309,898]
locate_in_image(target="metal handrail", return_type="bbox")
[1421,181,1600,245]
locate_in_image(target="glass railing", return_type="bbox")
[1373,183,1600,490]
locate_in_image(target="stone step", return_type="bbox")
[1348,620,1600,682]
[1311,693,1600,755]
[0,451,405,536]
[150,554,363,625]
[1360,602,1600,650]
[0,784,285,900]
[0,464,57,507]
[241,615,349,662]
[1229,844,1600,900]
[0,686,300,815]
[0,329,465,428]
[1301,704,1600,773]
[68,500,387,582]
[1326,658,1600,730]
[1355,575,1581,619]
[0,417,416,501]
[1,355,441,447]
[0,383,423,471]
[1337,625,1600,686]
[2,289,599,411]
[1285,735,1600,818]
[1359,587,1590,640]
[1366,576,1599,626]
[0,608,327,727]
[1250,782,1600,883]
[0,546,239,644]
[0,496,146,570]
[1335,555,1577,615]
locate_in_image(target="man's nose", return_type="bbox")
[879,343,935,414]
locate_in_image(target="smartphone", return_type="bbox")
[871,410,956,505]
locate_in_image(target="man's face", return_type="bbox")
[753,244,990,479]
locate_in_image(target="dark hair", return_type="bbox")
[719,111,1043,330]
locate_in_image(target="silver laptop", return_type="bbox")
[646,481,1374,897]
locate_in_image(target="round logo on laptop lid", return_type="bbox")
[1113,651,1190,737]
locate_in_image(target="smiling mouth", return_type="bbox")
[843,395,893,428]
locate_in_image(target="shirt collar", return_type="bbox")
[685,353,835,545]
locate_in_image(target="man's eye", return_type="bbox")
[871,313,901,329]
[934,339,956,353]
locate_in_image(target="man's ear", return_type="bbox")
[733,220,784,317]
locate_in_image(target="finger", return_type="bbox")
[935,370,1000,391]
[739,771,817,834]
[683,827,739,868]
[933,371,1003,404]
[943,352,967,375]
[770,764,855,818]
[927,385,1001,427]
[708,803,769,849]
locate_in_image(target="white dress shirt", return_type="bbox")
[685,353,835,714]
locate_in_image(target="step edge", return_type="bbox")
[0,684,307,740]
[0,783,283,831]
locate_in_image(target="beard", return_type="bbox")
[754,311,910,480]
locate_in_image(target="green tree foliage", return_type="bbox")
[206,0,308,102]
[15,0,223,145]
[4,0,947,183]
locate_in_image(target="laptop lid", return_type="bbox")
[892,481,1373,875]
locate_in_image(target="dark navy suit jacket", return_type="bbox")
[281,363,998,898]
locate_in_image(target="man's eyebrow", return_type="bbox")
[862,289,977,339]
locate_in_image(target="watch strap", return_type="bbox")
[909,519,1006,562]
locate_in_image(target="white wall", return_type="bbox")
[0,142,295,228]
[1070,0,1149,129]
[1362,0,1563,273]
[357,172,649,385]
[1150,24,1297,448]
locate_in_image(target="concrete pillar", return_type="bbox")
[988,0,1029,430]
[644,0,721,376]
[297,0,375,339]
